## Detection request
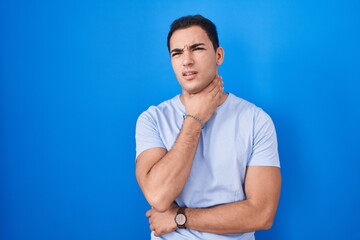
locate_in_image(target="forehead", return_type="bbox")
[169,26,211,49]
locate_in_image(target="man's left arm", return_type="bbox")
[146,166,281,236]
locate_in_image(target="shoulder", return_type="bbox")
[225,93,275,133]
[137,95,180,123]
[226,93,268,118]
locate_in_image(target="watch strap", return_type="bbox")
[178,207,186,215]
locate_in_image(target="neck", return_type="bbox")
[179,92,229,107]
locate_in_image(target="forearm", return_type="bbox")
[137,77,224,212]
[186,199,275,234]
[185,167,281,234]
[140,117,202,211]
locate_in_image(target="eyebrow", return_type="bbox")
[170,43,206,54]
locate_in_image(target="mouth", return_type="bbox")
[182,70,198,80]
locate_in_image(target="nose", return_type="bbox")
[182,50,194,67]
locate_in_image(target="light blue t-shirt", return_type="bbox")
[135,93,280,240]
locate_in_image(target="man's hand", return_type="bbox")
[136,78,223,212]
[182,75,224,123]
[146,203,178,237]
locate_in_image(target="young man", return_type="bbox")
[135,15,281,240]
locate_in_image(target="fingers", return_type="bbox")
[147,213,156,234]
[146,209,152,217]
[209,76,223,96]
[212,78,224,106]
[150,225,160,237]
[218,77,224,95]
[207,75,220,93]
[206,76,222,95]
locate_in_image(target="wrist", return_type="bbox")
[183,114,204,129]
[174,207,187,229]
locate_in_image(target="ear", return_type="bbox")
[215,47,224,66]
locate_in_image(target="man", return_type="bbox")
[135,15,281,240]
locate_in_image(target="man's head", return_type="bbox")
[167,15,219,52]
[167,15,224,95]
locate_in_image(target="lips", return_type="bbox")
[182,70,198,80]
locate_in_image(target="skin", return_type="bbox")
[136,25,282,237]
[169,26,225,96]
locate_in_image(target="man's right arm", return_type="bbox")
[135,77,223,212]
[136,117,202,212]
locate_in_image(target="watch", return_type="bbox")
[174,207,187,229]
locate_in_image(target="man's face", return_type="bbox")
[169,26,224,94]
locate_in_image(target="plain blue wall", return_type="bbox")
[1,0,359,239]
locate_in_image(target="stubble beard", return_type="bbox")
[181,78,213,95]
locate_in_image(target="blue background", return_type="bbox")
[1,0,359,239]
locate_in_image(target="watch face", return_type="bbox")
[175,213,186,225]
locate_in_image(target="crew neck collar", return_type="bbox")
[174,93,232,113]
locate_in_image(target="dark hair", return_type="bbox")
[167,15,219,52]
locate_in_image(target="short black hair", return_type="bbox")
[167,15,219,52]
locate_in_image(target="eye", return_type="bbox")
[171,52,181,57]
[193,47,205,51]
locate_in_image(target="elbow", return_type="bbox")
[152,203,171,213]
[258,212,275,230]
[260,217,274,230]
[146,193,173,212]
[138,179,174,212]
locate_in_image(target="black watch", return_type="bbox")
[174,207,187,229]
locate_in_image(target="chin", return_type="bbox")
[181,82,208,94]
[184,86,203,95]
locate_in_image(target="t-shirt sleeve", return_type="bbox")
[135,110,166,159]
[247,109,280,167]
